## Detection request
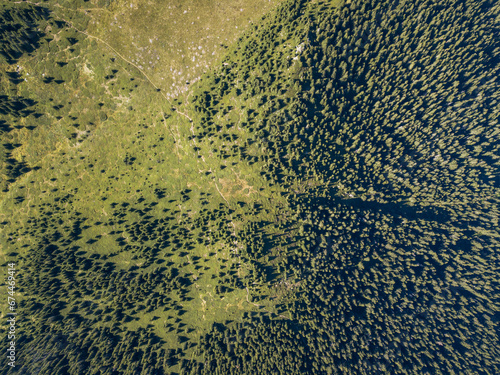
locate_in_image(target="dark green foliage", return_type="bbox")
[0,95,40,191]
[0,4,50,64]
[184,0,500,373]
[8,190,272,374]
[184,318,313,375]
[3,0,500,374]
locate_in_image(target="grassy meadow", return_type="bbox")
[1,0,499,374]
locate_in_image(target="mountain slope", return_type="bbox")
[1,0,499,374]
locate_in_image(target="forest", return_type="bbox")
[1,0,499,374]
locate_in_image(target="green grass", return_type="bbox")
[8,1,485,374]
[0,1,298,369]
[50,0,283,96]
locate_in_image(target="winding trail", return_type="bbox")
[13,0,293,323]
[213,175,230,207]
[14,0,236,208]
[12,0,195,123]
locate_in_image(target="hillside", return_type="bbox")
[1,0,499,374]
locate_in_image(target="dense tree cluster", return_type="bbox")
[7,186,276,373]
[0,4,49,64]
[186,0,500,373]
[2,0,499,373]
[0,4,51,192]
[0,94,38,191]
[0,4,75,192]
[184,317,313,375]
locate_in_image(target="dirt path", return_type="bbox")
[12,0,195,123]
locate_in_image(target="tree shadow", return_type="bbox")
[0,5,51,64]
